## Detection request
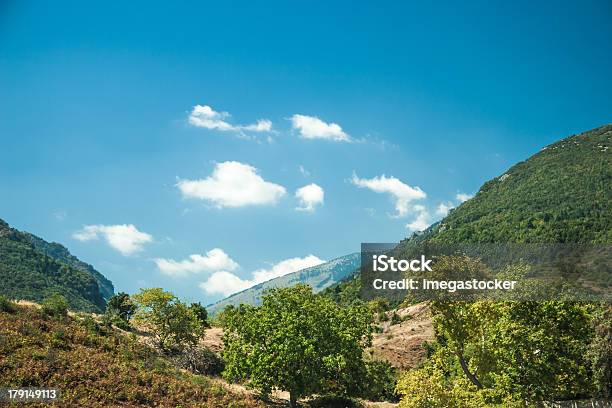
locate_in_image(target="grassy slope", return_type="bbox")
[0,302,264,408]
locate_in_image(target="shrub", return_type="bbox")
[361,360,398,402]
[42,294,68,318]
[176,346,224,376]
[106,292,137,322]
[0,295,16,313]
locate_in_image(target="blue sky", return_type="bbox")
[1,0,611,305]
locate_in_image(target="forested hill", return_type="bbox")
[427,124,611,244]
[325,124,611,302]
[25,232,114,300]
[0,218,110,312]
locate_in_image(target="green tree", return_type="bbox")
[132,288,203,351]
[189,302,210,328]
[106,292,137,323]
[222,284,372,407]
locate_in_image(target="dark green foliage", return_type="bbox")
[431,125,611,244]
[0,295,16,313]
[189,301,210,328]
[106,292,136,323]
[0,218,108,312]
[587,304,612,398]
[361,360,398,402]
[25,232,114,300]
[223,284,373,407]
[41,294,69,318]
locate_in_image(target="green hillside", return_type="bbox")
[327,124,611,301]
[0,219,109,313]
[25,232,114,300]
[430,124,611,244]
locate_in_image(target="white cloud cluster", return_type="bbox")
[73,224,153,256]
[351,173,426,217]
[177,161,286,208]
[154,248,239,277]
[406,191,475,232]
[200,255,325,297]
[291,114,350,142]
[295,183,324,212]
[188,104,272,133]
[456,192,473,202]
[406,205,431,232]
[435,201,454,217]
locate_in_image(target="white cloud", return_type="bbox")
[456,192,474,202]
[200,255,325,297]
[351,173,426,217]
[291,114,350,142]
[242,119,272,132]
[177,161,286,208]
[295,183,324,212]
[406,205,431,232]
[298,165,310,177]
[73,224,153,256]
[199,271,253,297]
[436,201,454,217]
[154,248,239,278]
[188,104,272,133]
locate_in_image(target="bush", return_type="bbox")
[361,360,398,402]
[42,294,68,317]
[0,295,16,313]
[176,346,224,376]
[106,292,136,321]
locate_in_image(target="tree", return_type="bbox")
[222,284,372,407]
[106,292,137,323]
[132,288,203,351]
[189,302,210,328]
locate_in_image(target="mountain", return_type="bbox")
[427,124,611,244]
[326,124,611,301]
[24,232,114,300]
[207,252,360,315]
[0,218,112,312]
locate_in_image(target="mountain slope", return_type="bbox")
[207,253,360,315]
[429,124,611,244]
[24,232,114,300]
[326,124,611,302]
[0,218,109,312]
[0,302,264,408]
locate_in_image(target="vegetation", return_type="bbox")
[222,284,373,407]
[0,299,263,407]
[25,231,114,300]
[41,294,69,318]
[0,218,108,313]
[132,288,204,352]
